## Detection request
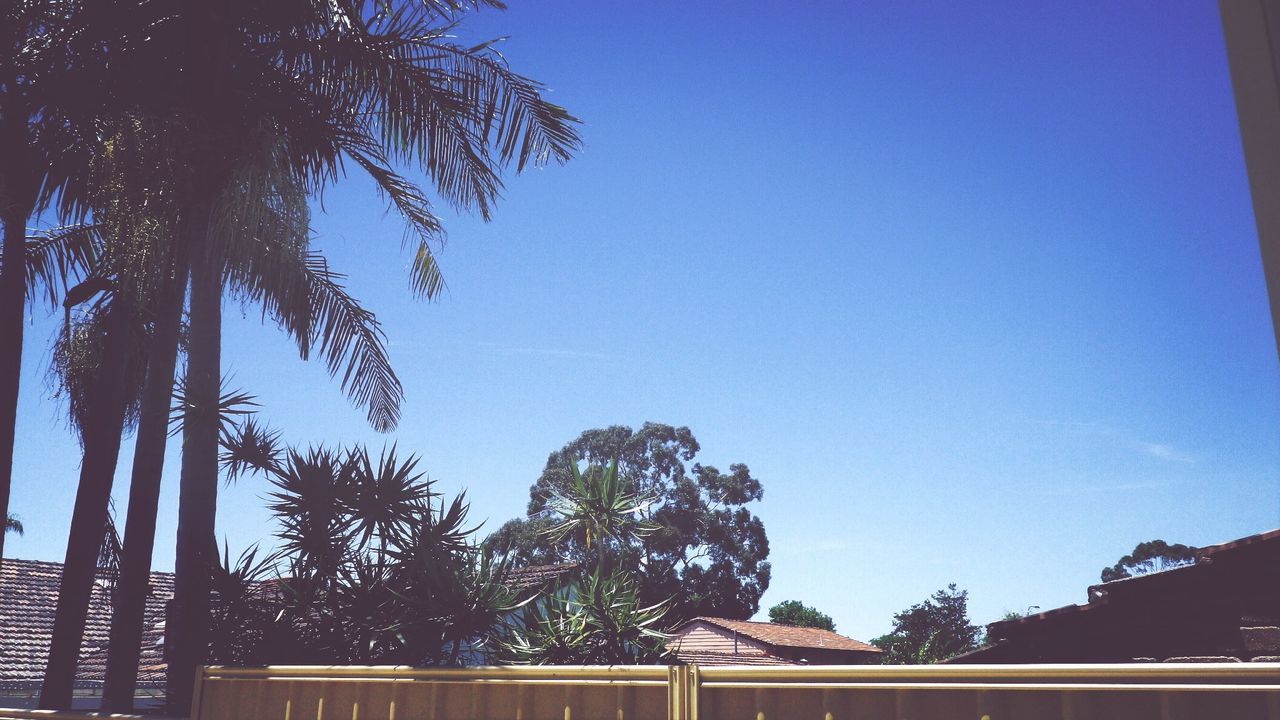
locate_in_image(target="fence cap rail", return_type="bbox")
[201,664,673,681]
[694,662,1280,681]
[695,681,1280,693]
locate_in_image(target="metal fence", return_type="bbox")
[688,663,1280,720]
[183,663,1280,720]
[193,665,674,720]
[3,663,1278,720]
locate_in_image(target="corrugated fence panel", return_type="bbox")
[194,666,672,720]
[692,664,1280,720]
[5,663,1278,720]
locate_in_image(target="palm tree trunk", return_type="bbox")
[38,297,135,710]
[167,244,221,714]
[0,202,27,568]
[101,245,188,712]
[0,108,35,570]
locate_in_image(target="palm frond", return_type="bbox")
[98,500,123,593]
[334,132,447,300]
[301,254,404,431]
[220,416,285,484]
[48,298,148,439]
[170,379,260,438]
[347,444,432,548]
[24,224,101,310]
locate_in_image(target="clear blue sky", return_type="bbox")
[9,0,1280,642]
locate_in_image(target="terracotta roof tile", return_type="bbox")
[1195,527,1280,559]
[0,558,172,690]
[690,617,882,654]
[506,562,577,590]
[0,558,572,691]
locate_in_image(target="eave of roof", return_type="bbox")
[671,650,800,666]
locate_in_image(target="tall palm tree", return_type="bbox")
[29,0,576,709]
[104,170,407,709]
[39,127,403,709]
[131,2,580,710]
[0,0,81,567]
[0,0,135,566]
[38,122,172,709]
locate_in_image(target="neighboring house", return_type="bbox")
[667,616,882,666]
[952,528,1280,664]
[0,559,171,710]
[0,558,576,709]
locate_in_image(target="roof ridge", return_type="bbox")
[1,557,176,578]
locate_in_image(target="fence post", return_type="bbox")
[689,665,700,720]
[669,665,694,720]
[189,666,207,720]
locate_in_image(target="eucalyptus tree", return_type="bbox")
[495,424,772,623]
[498,460,669,665]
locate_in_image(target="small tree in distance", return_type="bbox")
[768,600,836,632]
[871,584,981,664]
[1100,540,1196,582]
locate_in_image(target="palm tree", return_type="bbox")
[4,513,21,535]
[0,0,98,568]
[26,0,575,708]
[105,190,407,709]
[546,459,658,576]
[38,131,404,709]
[127,2,579,710]
[39,122,178,709]
[212,427,524,667]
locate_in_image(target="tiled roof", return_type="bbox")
[0,557,573,692]
[987,527,1280,634]
[0,558,172,690]
[1196,527,1280,559]
[672,650,800,666]
[690,617,882,654]
[507,562,577,590]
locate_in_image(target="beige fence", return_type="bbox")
[187,663,1280,720]
[691,663,1280,720]
[4,663,1279,720]
[193,665,674,720]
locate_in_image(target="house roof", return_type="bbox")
[507,562,577,590]
[0,558,172,691]
[1197,527,1280,559]
[0,557,572,692]
[687,617,882,654]
[982,527,1280,637]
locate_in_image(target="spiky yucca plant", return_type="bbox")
[207,418,529,666]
